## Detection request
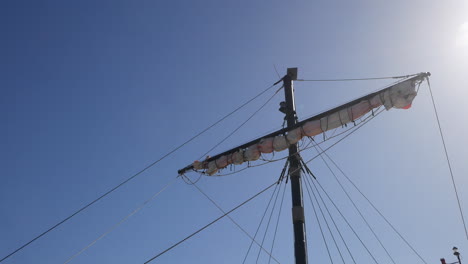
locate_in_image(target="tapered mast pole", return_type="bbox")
[283,68,308,264]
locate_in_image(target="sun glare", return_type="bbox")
[456,22,468,47]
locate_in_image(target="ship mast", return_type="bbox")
[178,69,430,263]
[283,68,308,264]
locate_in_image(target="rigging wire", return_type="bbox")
[143,181,278,264]
[302,151,357,264]
[273,64,281,79]
[180,171,203,185]
[320,143,428,264]
[302,176,336,264]
[183,176,282,264]
[312,144,396,264]
[198,85,283,160]
[242,182,282,264]
[268,180,288,264]
[0,80,281,263]
[311,177,380,264]
[304,173,348,264]
[296,74,418,82]
[255,179,283,263]
[63,177,177,264]
[426,78,468,240]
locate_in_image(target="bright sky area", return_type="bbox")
[1,1,468,263]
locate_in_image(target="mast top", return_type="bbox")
[287,68,298,80]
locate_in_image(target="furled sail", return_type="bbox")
[178,73,430,176]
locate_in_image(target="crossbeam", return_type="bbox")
[177,72,429,175]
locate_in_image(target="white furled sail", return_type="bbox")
[178,73,429,176]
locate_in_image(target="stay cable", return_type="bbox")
[0,81,281,263]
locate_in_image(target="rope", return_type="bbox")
[64,177,177,263]
[312,178,380,264]
[296,74,418,82]
[0,80,282,263]
[198,85,282,160]
[305,174,348,264]
[313,144,396,264]
[143,181,277,264]
[322,149,428,264]
[427,78,468,240]
[302,155,357,264]
[302,176,335,264]
[268,182,288,264]
[184,176,281,264]
[255,180,283,263]
[242,183,281,264]
[273,65,281,78]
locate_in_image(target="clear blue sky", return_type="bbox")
[1,1,468,263]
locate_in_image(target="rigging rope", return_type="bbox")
[321,147,428,264]
[296,74,418,82]
[255,179,283,263]
[63,177,177,264]
[0,80,281,263]
[183,176,281,264]
[313,144,396,264]
[302,176,337,264]
[268,181,288,264]
[144,181,278,264]
[311,177,380,264]
[427,78,468,240]
[308,175,349,264]
[302,155,357,264]
[242,182,282,264]
[198,85,282,160]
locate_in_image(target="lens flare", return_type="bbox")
[456,22,468,47]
